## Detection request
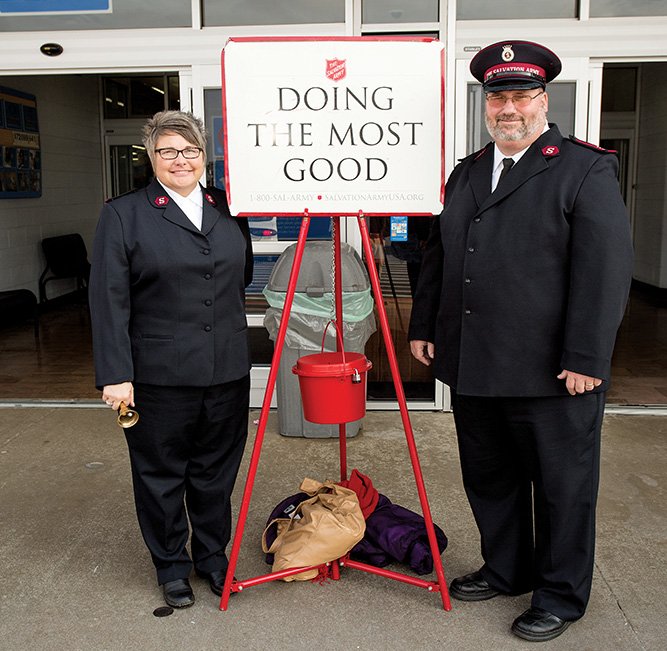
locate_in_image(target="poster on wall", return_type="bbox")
[221,37,445,216]
[0,1,111,15]
[0,86,41,199]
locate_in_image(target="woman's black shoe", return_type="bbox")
[162,578,195,608]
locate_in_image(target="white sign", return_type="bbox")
[221,37,445,216]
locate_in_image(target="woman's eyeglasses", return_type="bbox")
[154,147,203,160]
[485,91,545,109]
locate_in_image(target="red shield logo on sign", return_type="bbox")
[326,59,346,82]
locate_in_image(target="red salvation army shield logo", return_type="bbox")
[326,58,346,82]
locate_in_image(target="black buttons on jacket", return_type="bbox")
[468,247,475,253]
[465,278,472,284]
[204,273,212,280]
[465,309,472,315]
[204,299,212,307]
[202,248,210,255]
[204,325,212,332]
[473,217,481,223]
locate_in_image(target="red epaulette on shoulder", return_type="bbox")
[568,135,616,154]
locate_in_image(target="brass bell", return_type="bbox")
[117,402,139,428]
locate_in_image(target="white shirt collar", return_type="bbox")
[493,122,551,172]
[157,180,203,229]
[491,123,550,191]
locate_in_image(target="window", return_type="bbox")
[457,0,576,20]
[363,0,438,23]
[590,0,667,17]
[130,77,167,118]
[202,0,344,26]
[167,76,180,111]
[0,0,190,31]
[103,79,128,119]
[602,67,637,112]
[103,75,179,119]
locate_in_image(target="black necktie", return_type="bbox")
[497,157,514,187]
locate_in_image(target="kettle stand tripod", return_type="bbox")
[220,211,451,612]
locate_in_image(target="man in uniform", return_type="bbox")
[409,40,633,641]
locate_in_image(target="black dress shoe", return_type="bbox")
[162,578,195,608]
[196,568,229,596]
[449,570,500,601]
[511,607,571,642]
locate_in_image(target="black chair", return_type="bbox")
[39,234,91,304]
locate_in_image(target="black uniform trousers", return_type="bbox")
[124,375,250,585]
[450,390,605,621]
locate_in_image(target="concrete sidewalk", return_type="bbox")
[0,407,664,650]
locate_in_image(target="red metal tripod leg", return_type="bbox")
[332,216,348,482]
[357,212,451,611]
[220,213,312,611]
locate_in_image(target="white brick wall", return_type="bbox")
[0,75,103,298]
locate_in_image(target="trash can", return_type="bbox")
[263,241,376,438]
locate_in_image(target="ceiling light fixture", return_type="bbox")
[40,43,64,57]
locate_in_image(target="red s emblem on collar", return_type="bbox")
[541,146,559,157]
[154,195,169,206]
[205,193,216,206]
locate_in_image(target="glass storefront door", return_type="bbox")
[361,215,436,405]
[105,136,151,197]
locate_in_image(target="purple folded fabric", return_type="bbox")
[350,494,448,575]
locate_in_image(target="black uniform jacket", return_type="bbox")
[89,179,253,389]
[408,124,634,397]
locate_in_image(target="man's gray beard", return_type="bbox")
[485,111,546,142]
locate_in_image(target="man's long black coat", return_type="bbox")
[89,178,253,389]
[408,124,633,396]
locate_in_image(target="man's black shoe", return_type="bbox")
[162,578,195,608]
[449,570,500,601]
[196,568,229,596]
[511,607,571,642]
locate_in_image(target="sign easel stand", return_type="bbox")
[220,211,451,612]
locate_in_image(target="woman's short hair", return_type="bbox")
[142,111,207,167]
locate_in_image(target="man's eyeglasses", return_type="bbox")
[485,91,545,109]
[154,147,203,160]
